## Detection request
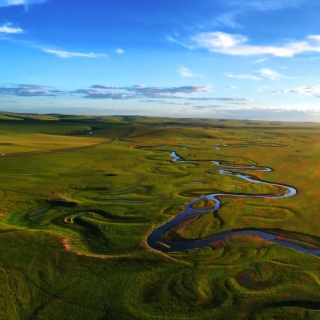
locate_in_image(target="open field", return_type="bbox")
[1,112,320,319]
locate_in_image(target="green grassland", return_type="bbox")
[1,112,320,319]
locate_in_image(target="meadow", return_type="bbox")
[1,111,320,319]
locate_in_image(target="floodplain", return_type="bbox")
[1,112,320,319]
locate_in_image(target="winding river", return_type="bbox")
[147,151,320,257]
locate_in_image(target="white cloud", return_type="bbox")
[0,0,45,7]
[226,73,261,81]
[273,85,320,96]
[253,58,268,63]
[0,38,108,59]
[139,100,166,103]
[177,65,204,78]
[167,36,194,50]
[73,84,253,103]
[91,84,212,95]
[74,85,213,100]
[126,85,212,95]
[194,105,224,110]
[0,84,63,96]
[0,0,24,6]
[114,48,124,54]
[75,90,137,100]
[160,101,193,105]
[188,96,251,102]
[212,12,242,29]
[258,68,289,80]
[231,0,304,11]
[257,86,270,92]
[230,101,249,105]
[194,32,245,49]
[226,86,237,89]
[178,31,320,57]
[209,0,303,31]
[43,49,108,59]
[0,23,23,34]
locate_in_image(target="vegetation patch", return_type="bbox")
[1,114,320,319]
[191,197,216,210]
[163,211,221,240]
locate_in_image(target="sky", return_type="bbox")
[1,0,320,121]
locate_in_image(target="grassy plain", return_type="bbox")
[1,112,320,319]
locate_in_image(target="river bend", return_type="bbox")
[147,151,320,257]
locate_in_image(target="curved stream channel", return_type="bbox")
[147,151,320,257]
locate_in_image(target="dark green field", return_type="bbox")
[1,111,320,319]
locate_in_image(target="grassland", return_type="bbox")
[1,112,320,319]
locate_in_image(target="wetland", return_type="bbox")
[1,113,320,319]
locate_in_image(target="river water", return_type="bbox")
[147,151,320,257]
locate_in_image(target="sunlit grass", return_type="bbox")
[1,114,320,319]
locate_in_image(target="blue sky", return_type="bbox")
[1,0,320,121]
